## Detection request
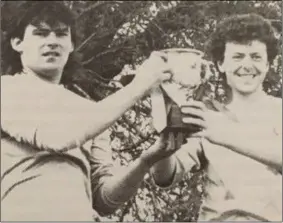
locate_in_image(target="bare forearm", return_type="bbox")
[94,158,151,215]
[150,156,177,187]
[85,79,153,140]
[226,137,282,171]
[223,125,282,171]
[36,79,154,150]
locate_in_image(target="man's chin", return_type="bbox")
[34,67,62,78]
[37,65,62,73]
[41,64,62,70]
[237,87,259,95]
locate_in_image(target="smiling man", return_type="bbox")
[149,13,282,221]
[219,40,271,99]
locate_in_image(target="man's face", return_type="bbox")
[11,22,74,77]
[218,40,269,95]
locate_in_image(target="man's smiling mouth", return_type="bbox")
[235,73,259,78]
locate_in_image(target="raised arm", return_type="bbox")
[221,120,282,172]
[1,52,172,152]
[89,131,166,215]
[89,132,200,215]
[181,100,282,172]
[149,135,202,188]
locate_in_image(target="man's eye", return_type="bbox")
[252,55,262,61]
[56,32,68,37]
[232,55,243,60]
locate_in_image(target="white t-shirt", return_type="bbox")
[1,73,115,220]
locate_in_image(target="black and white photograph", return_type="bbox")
[1,1,282,221]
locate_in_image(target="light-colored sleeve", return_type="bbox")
[88,129,115,198]
[89,129,133,214]
[1,75,39,145]
[1,75,99,151]
[151,137,202,189]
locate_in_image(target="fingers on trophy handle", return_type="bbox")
[151,50,168,62]
[160,54,168,62]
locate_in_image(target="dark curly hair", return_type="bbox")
[2,1,81,84]
[205,13,279,67]
[204,13,280,103]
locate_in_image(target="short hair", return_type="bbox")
[2,1,80,84]
[205,13,279,66]
[8,1,77,43]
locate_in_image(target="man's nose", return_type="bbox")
[241,57,254,73]
[46,32,59,48]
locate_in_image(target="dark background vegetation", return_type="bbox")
[1,1,281,221]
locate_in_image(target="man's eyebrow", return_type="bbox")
[33,27,69,32]
[33,28,50,32]
[53,27,69,32]
[232,52,245,55]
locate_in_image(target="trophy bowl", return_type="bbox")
[160,48,204,87]
[159,48,209,135]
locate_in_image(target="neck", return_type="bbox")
[22,67,63,85]
[228,88,267,111]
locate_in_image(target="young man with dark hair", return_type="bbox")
[149,13,282,221]
[1,1,178,220]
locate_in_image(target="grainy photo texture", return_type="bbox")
[1,1,282,221]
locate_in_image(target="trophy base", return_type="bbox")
[166,103,203,135]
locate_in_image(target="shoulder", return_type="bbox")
[1,74,16,82]
[267,95,282,104]
[264,95,282,133]
[265,95,282,114]
[1,74,19,93]
[1,74,25,88]
[1,74,33,105]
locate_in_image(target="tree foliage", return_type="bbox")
[1,1,281,221]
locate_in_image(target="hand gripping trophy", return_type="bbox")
[150,48,234,145]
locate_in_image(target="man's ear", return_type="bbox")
[71,43,74,53]
[217,61,225,73]
[10,37,23,53]
[69,41,74,53]
[265,61,270,72]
